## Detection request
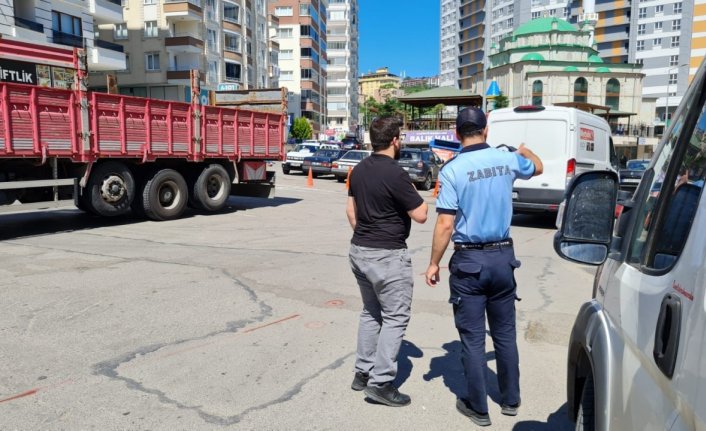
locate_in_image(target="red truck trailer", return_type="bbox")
[0,47,284,221]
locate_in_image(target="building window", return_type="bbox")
[300,4,310,16]
[280,70,293,81]
[654,21,663,31]
[531,11,540,19]
[637,24,646,35]
[114,23,128,40]
[274,6,293,16]
[636,58,644,65]
[207,29,217,51]
[223,1,240,23]
[654,38,662,48]
[655,4,664,14]
[144,20,158,38]
[674,2,682,13]
[280,49,293,60]
[669,73,677,85]
[671,36,680,47]
[532,80,543,106]
[672,20,681,31]
[574,77,588,103]
[225,61,241,82]
[145,52,160,71]
[209,61,218,82]
[144,0,156,4]
[277,28,293,38]
[605,78,620,110]
[51,11,82,46]
[670,55,679,66]
[636,40,645,51]
[224,32,241,53]
[638,7,646,18]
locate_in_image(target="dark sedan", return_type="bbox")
[302,149,347,177]
[619,159,650,190]
[398,148,444,190]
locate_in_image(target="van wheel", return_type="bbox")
[192,164,231,212]
[86,162,135,217]
[142,169,188,221]
[337,176,345,183]
[575,373,595,431]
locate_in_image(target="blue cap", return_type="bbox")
[456,107,487,133]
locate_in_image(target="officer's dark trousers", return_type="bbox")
[448,245,521,414]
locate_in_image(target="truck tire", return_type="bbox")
[192,164,231,212]
[142,169,188,221]
[282,165,290,175]
[336,175,345,183]
[575,373,595,431]
[86,162,135,217]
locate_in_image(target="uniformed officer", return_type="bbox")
[424,107,543,427]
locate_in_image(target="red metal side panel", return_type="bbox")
[237,110,253,157]
[268,114,283,159]
[0,83,75,158]
[252,112,267,157]
[92,93,125,155]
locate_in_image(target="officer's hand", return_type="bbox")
[425,263,440,287]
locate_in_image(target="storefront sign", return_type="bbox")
[0,58,76,89]
[0,59,37,85]
[402,130,458,145]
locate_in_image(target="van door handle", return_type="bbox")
[653,293,682,378]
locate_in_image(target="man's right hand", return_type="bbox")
[425,263,440,287]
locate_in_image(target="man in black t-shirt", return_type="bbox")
[346,116,428,407]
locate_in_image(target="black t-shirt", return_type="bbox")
[348,154,424,249]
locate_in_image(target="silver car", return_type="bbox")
[331,150,371,182]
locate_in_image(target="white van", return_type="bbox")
[487,106,619,213]
[554,59,706,430]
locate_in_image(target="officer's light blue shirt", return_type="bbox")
[436,143,535,243]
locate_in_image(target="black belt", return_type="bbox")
[454,238,513,251]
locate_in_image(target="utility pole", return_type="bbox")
[481,0,488,112]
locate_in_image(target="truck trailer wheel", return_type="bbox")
[86,162,135,217]
[142,169,188,221]
[192,164,231,212]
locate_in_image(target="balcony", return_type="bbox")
[165,34,204,54]
[90,0,123,24]
[163,0,203,21]
[52,30,85,48]
[13,17,46,44]
[89,40,126,71]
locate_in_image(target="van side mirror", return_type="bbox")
[554,171,619,265]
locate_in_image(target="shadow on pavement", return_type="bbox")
[393,340,424,388]
[511,213,557,230]
[0,196,302,241]
[512,403,572,430]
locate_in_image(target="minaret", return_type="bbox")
[579,0,599,46]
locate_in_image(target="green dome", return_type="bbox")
[588,54,604,63]
[521,52,545,61]
[513,17,578,36]
[564,66,579,72]
[596,66,611,73]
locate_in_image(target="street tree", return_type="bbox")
[290,117,313,140]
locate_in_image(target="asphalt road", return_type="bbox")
[0,165,597,430]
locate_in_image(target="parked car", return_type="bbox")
[282,143,320,174]
[554,57,706,430]
[341,136,362,150]
[331,150,372,182]
[398,148,444,190]
[619,159,650,190]
[302,149,347,177]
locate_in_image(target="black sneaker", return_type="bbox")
[501,402,520,416]
[363,383,411,407]
[351,372,369,391]
[456,398,491,427]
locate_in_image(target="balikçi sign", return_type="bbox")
[402,130,458,144]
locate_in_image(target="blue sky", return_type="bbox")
[358,0,440,78]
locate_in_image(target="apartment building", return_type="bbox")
[88,0,272,101]
[325,0,358,135]
[440,0,459,88]
[0,0,126,82]
[629,0,693,129]
[269,0,328,135]
[358,67,400,103]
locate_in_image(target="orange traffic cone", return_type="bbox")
[307,167,314,188]
[432,178,440,197]
[345,167,352,190]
